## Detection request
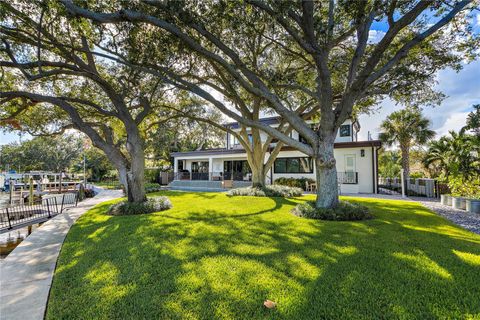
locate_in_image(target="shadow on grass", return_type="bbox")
[46,193,480,320]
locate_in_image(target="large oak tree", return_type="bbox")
[62,0,478,208]
[0,1,196,202]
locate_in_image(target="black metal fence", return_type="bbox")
[0,192,78,233]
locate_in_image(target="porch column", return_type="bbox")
[173,158,178,174]
[208,157,213,181]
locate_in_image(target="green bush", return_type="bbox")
[292,200,372,221]
[227,185,303,197]
[108,196,172,215]
[274,177,315,190]
[145,169,162,183]
[145,183,162,193]
[448,176,480,198]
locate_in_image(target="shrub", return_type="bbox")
[144,169,162,183]
[145,183,162,193]
[292,201,372,221]
[447,176,480,198]
[108,196,172,216]
[227,185,303,198]
[274,177,315,190]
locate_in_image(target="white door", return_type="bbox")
[344,155,356,184]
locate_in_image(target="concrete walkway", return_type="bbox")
[0,189,122,320]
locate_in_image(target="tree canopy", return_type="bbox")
[0,134,83,172]
[1,0,478,208]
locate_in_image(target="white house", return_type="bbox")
[170,116,381,193]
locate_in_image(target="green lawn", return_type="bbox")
[47,191,480,320]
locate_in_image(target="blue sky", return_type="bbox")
[358,59,480,140]
[358,11,480,140]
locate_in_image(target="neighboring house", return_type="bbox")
[170,116,381,193]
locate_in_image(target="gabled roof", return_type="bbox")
[225,115,282,129]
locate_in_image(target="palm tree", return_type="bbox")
[424,131,480,179]
[379,108,435,189]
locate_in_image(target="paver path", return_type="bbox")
[0,189,122,320]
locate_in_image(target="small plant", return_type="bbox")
[145,183,162,193]
[274,177,315,190]
[108,196,172,215]
[292,201,372,221]
[227,185,303,197]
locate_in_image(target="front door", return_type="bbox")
[344,155,356,184]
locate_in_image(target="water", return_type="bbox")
[0,192,41,259]
[0,223,43,258]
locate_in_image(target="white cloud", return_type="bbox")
[368,30,386,44]
[435,112,470,137]
[476,13,480,27]
[358,59,480,142]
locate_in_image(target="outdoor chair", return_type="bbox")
[306,181,316,193]
[222,180,233,189]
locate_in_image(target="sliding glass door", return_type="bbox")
[223,160,251,181]
[191,161,209,180]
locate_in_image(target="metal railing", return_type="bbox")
[171,171,356,184]
[173,171,254,182]
[337,172,358,184]
[0,192,78,233]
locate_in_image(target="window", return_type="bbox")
[177,160,184,171]
[340,124,351,137]
[233,136,240,145]
[274,157,313,174]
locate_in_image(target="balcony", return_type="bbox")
[337,172,358,184]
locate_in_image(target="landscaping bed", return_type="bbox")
[47,191,480,319]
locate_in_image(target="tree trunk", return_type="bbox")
[314,137,339,209]
[246,135,267,188]
[125,139,147,203]
[401,146,410,194]
[118,166,128,194]
[251,166,266,188]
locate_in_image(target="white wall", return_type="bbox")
[173,146,376,193]
[269,147,374,193]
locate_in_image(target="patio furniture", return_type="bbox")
[222,180,233,189]
[306,181,316,193]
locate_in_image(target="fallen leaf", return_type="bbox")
[263,299,276,309]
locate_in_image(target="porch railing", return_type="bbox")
[173,171,254,182]
[337,172,358,184]
[0,192,78,233]
[172,171,357,184]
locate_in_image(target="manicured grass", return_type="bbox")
[47,192,480,319]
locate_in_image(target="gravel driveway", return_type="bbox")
[412,197,480,235]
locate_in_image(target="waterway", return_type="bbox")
[0,192,42,259]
